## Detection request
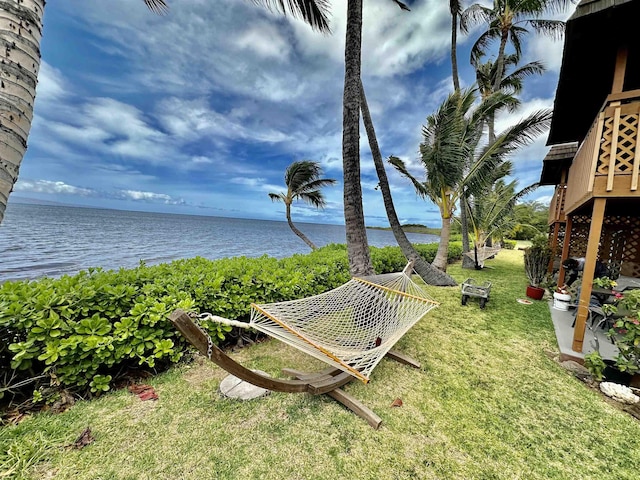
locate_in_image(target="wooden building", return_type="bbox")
[543,0,640,353]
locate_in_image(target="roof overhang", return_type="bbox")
[539,142,578,185]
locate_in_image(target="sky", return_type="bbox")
[11,0,577,227]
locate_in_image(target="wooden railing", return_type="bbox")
[548,184,567,224]
[564,90,640,214]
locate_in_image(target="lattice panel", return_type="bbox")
[566,214,640,278]
[597,114,639,174]
[548,223,566,272]
[568,215,591,259]
[622,236,640,277]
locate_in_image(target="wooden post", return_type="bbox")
[558,215,573,287]
[572,198,607,352]
[612,46,628,94]
[548,222,561,274]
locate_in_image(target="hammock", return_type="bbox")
[169,262,438,427]
[464,245,501,268]
[247,264,438,382]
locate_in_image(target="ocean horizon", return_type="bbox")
[0,202,439,283]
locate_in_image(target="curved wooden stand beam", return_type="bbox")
[170,309,422,429]
[170,309,353,394]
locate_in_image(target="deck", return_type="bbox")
[548,300,619,362]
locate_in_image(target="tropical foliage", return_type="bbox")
[0,242,461,408]
[390,88,551,271]
[268,161,336,250]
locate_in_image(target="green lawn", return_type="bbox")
[2,249,640,479]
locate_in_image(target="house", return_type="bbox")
[542,0,640,354]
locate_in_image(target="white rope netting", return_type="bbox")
[249,265,438,383]
[464,245,501,266]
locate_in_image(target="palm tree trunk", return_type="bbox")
[285,203,317,250]
[433,214,452,271]
[460,193,475,269]
[0,0,44,224]
[450,6,460,92]
[342,0,373,277]
[360,81,456,286]
[492,31,509,93]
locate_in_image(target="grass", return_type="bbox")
[3,249,640,479]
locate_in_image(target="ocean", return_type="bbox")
[0,203,438,283]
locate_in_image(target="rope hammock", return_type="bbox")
[464,245,501,268]
[200,262,438,383]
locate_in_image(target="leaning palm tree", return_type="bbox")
[0,0,330,225]
[340,0,409,277]
[360,80,457,285]
[268,161,336,250]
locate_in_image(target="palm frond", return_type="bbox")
[460,4,493,33]
[252,0,331,33]
[143,0,169,15]
[387,156,431,200]
[268,192,286,203]
[470,27,500,67]
[296,178,337,194]
[298,190,326,208]
[525,19,566,40]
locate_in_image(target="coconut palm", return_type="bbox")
[0,0,331,225]
[360,80,457,285]
[390,88,552,271]
[268,161,336,250]
[389,89,474,272]
[475,52,545,143]
[461,0,568,95]
[466,179,539,260]
[340,0,409,277]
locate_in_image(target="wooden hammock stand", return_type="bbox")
[170,309,421,429]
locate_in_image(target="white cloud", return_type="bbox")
[15,179,94,196]
[117,189,184,204]
[35,62,68,103]
[233,22,291,60]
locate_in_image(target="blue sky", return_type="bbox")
[11,0,576,227]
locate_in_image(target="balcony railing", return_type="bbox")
[564,89,640,214]
[548,184,567,224]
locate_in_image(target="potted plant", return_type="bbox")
[585,289,640,384]
[523,235,551,300]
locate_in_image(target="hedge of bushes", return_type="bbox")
[0,242,461,406]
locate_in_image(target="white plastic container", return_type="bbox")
[553,291,572,311]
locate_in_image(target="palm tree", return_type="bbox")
[475,52,545,142]
[341,0,410,277]
[341,0,375,276]
[389,89,473,272]
[390,88,552,271]
[461,0,568,97]
[360,80,457,285]
[0,0,331,225]
[466,179,539,260]
[268,161,336,250]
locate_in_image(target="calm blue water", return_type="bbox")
[0,203,438,283]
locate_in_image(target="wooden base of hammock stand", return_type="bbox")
[169,309,420,428]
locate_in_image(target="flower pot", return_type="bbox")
[526,285,545,300]
[553,291,572,311]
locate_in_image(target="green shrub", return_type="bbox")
[502,239,516,250]
[0,241,454,406]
